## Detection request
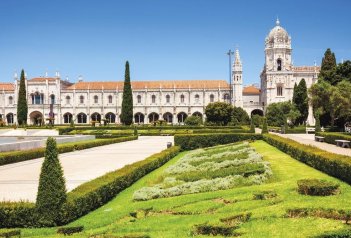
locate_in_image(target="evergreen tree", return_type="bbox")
[250,119,255,133]
[36,137,67,225]
[17,69,28,125]
[292,83,298,104]
[315,114,321,132]
[261,117,268,134]
[293,79,309,125]
[320,48,337,83]
[120,61,133,125]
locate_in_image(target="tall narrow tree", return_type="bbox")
[17,69,28,125]
[320,48,337,84]
[293,79,309,125]
[120,61,133,125]
[36,137,67,225]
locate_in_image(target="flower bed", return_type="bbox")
[133,142,271,201]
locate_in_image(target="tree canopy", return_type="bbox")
[292,79,308,125]
[266,101,300,127]
[205,102,233,125]
[231,107,250,125]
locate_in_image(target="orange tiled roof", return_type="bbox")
[0,83,14,91]
[66,80,230,90]
[243,85,260,95]
[29,77,57,82]
[293,66,321,72]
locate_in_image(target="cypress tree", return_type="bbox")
[293,79,309,125]
[250,119,255,133]
[17,69,28,125]
[292,83,298,104]
[120,61,133,125]
[261,117,268,134]
[320,48,337,84]
[315,115,321,132]
[36,137,67,225]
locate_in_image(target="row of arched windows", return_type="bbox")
[65,95,114,105]
[135,94,228,104]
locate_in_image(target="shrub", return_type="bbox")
[261,118,268,134]
[184,116,203,126]
[253,190,277,200]
[193,223,236,236]
[251,114,263,127]
[36,137,67,226]
[0,136,137,166]
[315,115,321,132]
[220,212,252,225]
[0,229,21,237]
[297,179,340,196]
[314,229,351,238]
[249,119,255,133]
[263,134,351,184]
[174,133,262,150]
[57,226,84,235]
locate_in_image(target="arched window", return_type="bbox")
[224,94,230,103]
[66,96,71,104]
[277,59,282,71]
[50,95,55,104]
[151,95,156,104]
[180,94,185,103]
[108,95,113,104]
[210,94,214,103]
[94,95,98,103]
[8,96,13,105]
[195,94,200,103]
[6,113,14,124]
[77,113,87,123]
[79,95,84,104]
[137,95,142,103]
[277,85,283,96]
[166,94,170,103]
[63,113,73,124]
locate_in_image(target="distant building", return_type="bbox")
[0,19,318,125]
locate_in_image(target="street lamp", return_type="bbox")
[226,49,234,104]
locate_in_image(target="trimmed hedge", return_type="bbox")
[174,133,262,150]
[57,226,84,235]
[263,134,351,184]
[314,229,351,238]
[297,179,340,196]
[316,132,351,145]
[0,146,180,228]
[58,125,245,135]
[0,136,137,166]
[0,229,21,237]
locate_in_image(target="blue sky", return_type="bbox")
[0,0,350,86]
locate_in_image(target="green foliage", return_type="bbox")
[0,229,21,237]
[231,107,250,125]
[0,136,137,166]
[69,119,74,128]
[253,190,277,200]
[120,61,133,125]
[320,48,337,84]
[205,102,233,125]
[133,127,138,136]
[249,119,255,133]
[284,118,289,133]
[293,79,309,125]
[316,132,351,145]
[315,114,321,132]
[297,179,340,196]
[184,115,202,126]
[251,114,263,127]
[334,60,351,85]
[36,137,67,226]
[174,133,262,150]
[261,117,268,134]
[314,229,351,238]
[266,101,300,127]
[57,226,84,235]
[263,134,351,184]
[17,70,28,125]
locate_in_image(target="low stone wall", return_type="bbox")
[0,135,95,152]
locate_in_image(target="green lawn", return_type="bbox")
[11,141,351,237]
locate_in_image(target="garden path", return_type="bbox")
[0,136,173,202]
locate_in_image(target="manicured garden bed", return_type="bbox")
[10,140,351,237]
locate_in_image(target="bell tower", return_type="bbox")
[232,49,243,108]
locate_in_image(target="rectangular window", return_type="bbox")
[277,86,283,96]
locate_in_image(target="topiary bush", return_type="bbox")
[57,226,84,235]
[36,137,67,226]
[297,179,340,196]
[261,117,268,134]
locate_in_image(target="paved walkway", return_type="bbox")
[274,133,351,157]
[0,136,174,202]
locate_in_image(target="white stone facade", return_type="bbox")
[0,19,319,125]
[260,19,319,125]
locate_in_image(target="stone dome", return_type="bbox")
[266,19,290,44]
